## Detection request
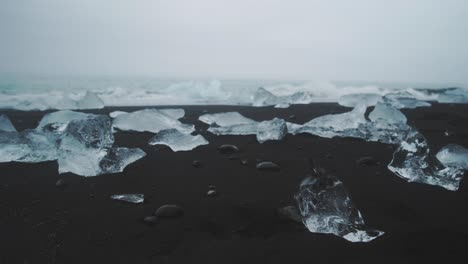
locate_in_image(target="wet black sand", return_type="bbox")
[1,103,468,263]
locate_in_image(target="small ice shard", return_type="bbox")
[288,105,367,137]
[154,205,184,217]
[203,112,287,143]
[294,175,384,242]
[110,194,144,204]
[274,102,290,108]
[37,110,94,133]
[256,161,280,171]
[436,144,468,170]
[76,91,105,109]
[338,93,382,107]
[369,102,407,124]
[218,144,239,154]
[388,128,464,191]
[0,129,59,163]
[148,129,208,151]
[0,114,16,132]
[192,160,201,168]
[112,108,194,134]
[55,178,66,188]
[199,112,255,126]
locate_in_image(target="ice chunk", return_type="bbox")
[338,93,382,107]
[0,114,16,132]
[199,112,255,126]
[252,87,315,108]
[294,175,384,242]
[99,147,146,174]
[256,118,288,143]
[148,129,209,151]
[110,194,144,204]
[76,91,105,109]
[383,93,431,109]
[37,110,94,133]
[58,115,114,176]
[388,128,464,191]
[0,129,59,163]
[57,114,145,177]
[204,113,288,143]
[410,87,468,104]
[288,105,367,138]
[112,109,194,134]
[436,144,468,170]
[369,102,407,124]
[159,109,185,120]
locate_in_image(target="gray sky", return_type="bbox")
[1,0,467,83]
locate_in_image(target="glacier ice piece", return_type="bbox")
[383,92,431,109]
[99,147,146,174]
[199,112,255,126]
[204,112,288,143]
[110,194,144,204]
[0,129,59,163]
[148,129,209,151]
[388,128,464,191]
[436,144,468,170]
[252,87,315,108]
[112,108,194,134]
[256,118,288,143]
[76,91,105,109]
[369,102,407,124]
[37,110,94,133]
[58,114,146,177]
[294,175,383,242]
[338,93,382,107]
[288,105,367,138]
[0,114,16,132]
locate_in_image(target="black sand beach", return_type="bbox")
[1,103,468,263]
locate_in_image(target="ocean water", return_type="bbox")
[0,74,465,110]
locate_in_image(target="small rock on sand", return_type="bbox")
[154,205,184,217]
[143,216,159,225]
[218,144,239,154]
[256,161,280,171]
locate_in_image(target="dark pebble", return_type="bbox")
[55,178,66,188]
[154,205,184,217]
[207,190,217,197]
[192,160,201,168]
[143,216,159,225]
[218,144,239,154]
[356,156,380,166]
[256,161,280,171]
[240,159,248,165]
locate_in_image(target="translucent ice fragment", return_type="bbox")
[110,194,144,204]
[0,129,59,163]
[369,102,407,124]
[436,144,468,170]
[388,128,464,191]
[37,110,94,133]
[100,147,146,174]
[204,112,287,143]
[199,112,255,126]
[294,175,383,242]
[0,114,16,132]
[288,105,367,138]
[112,108,194,134]
[338,93,382,107]
[383,93,431,109]
[148,129,209,151]
[76,91,105,109]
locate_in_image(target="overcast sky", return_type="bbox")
[1,0,467,83]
